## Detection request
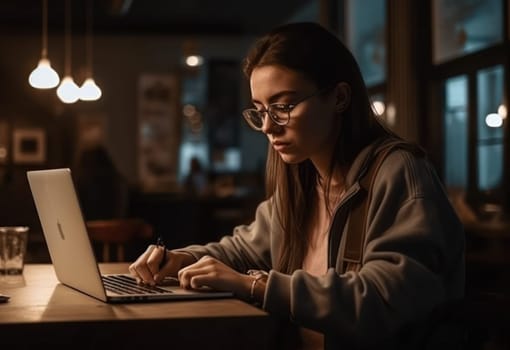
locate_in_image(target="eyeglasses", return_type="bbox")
[242,88,326,131]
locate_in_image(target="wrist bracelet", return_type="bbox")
[247,269,268,302]
[249,274,264,301]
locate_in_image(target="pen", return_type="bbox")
[156,236,166,269]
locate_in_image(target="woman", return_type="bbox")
[129,22,465,349]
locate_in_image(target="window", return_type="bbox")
[429,0,509,210]
[344,0,389,132]
[444,75,468,188]
[345,0,387,87]
[432,0,503,63]
[476,65,504,192]
[441,66,506,201]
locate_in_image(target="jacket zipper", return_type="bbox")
[327,183,362,268]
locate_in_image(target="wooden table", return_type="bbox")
[0,264,278,349]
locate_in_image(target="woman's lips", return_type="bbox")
[272,141,290,152]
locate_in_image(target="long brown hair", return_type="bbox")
[243,22,392,273]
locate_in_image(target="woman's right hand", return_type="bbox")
[128,245,195,286]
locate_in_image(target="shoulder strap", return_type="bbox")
[342,140,415,272]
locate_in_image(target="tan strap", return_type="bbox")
[343,140,410,271]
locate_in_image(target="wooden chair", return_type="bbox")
[86,218,153,262]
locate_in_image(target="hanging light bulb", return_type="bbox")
[57,76,80,103]
[29,58,60,89]
[79,0,102,101]
[57,0,79,104]
[80,78,102,100]
[29,0,60,89]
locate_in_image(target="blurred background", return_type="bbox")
[0,1,509,346]
[0,0,510,348]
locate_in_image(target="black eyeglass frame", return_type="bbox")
[242,87,331,131]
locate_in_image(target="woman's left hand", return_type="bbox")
[177,255,253,300]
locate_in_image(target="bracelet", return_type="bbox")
[247,269,268,302]
[249,274,265,301]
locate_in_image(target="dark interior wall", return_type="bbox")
[0,33,260,184]
[0,32,267,262]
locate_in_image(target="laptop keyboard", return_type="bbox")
[102,274,172,295]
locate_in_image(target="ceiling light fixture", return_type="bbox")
[57,0,80,104]
[80,0,102,101]
[185,55,204,67]
[28,0,60,89]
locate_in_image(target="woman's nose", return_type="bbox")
[261,113,281,134]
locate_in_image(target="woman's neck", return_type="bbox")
[316,166,347,190]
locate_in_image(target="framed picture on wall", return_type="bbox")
[12,128,46,164]
[138,74,180,192]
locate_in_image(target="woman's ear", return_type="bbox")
[335,82,351,113]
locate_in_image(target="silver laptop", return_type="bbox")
[27,168,233,303]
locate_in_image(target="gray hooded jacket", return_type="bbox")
[176,138,466,349]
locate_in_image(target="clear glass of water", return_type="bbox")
[0,226,29,276]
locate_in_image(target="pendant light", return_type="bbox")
[56,0,80,104]
[28,0,60,89]
[80,0,102,101]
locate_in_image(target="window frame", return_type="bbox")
[425,0,510,212]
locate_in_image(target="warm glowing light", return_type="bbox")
[30,0,59,89]
[28,58,60,89]
[485,113,503,128]
[498,104,507,119]
[372,100,385,116]
[79,78,102,101]
[386,103,397,126]
[56,76,80,104]
[185,55,204,67]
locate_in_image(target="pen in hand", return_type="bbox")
[156,236,167,270]
[154,236,180,286]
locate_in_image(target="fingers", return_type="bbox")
[179,265,216,290]
[154,251,197,283]
[153,250,178,283]
[147,246,165,276]
[129,246,194,285]
[178,256,230,291]
[130,251,240,293]
[128,245,160,285]
[189,274,214,290]
[176,256,251,297]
